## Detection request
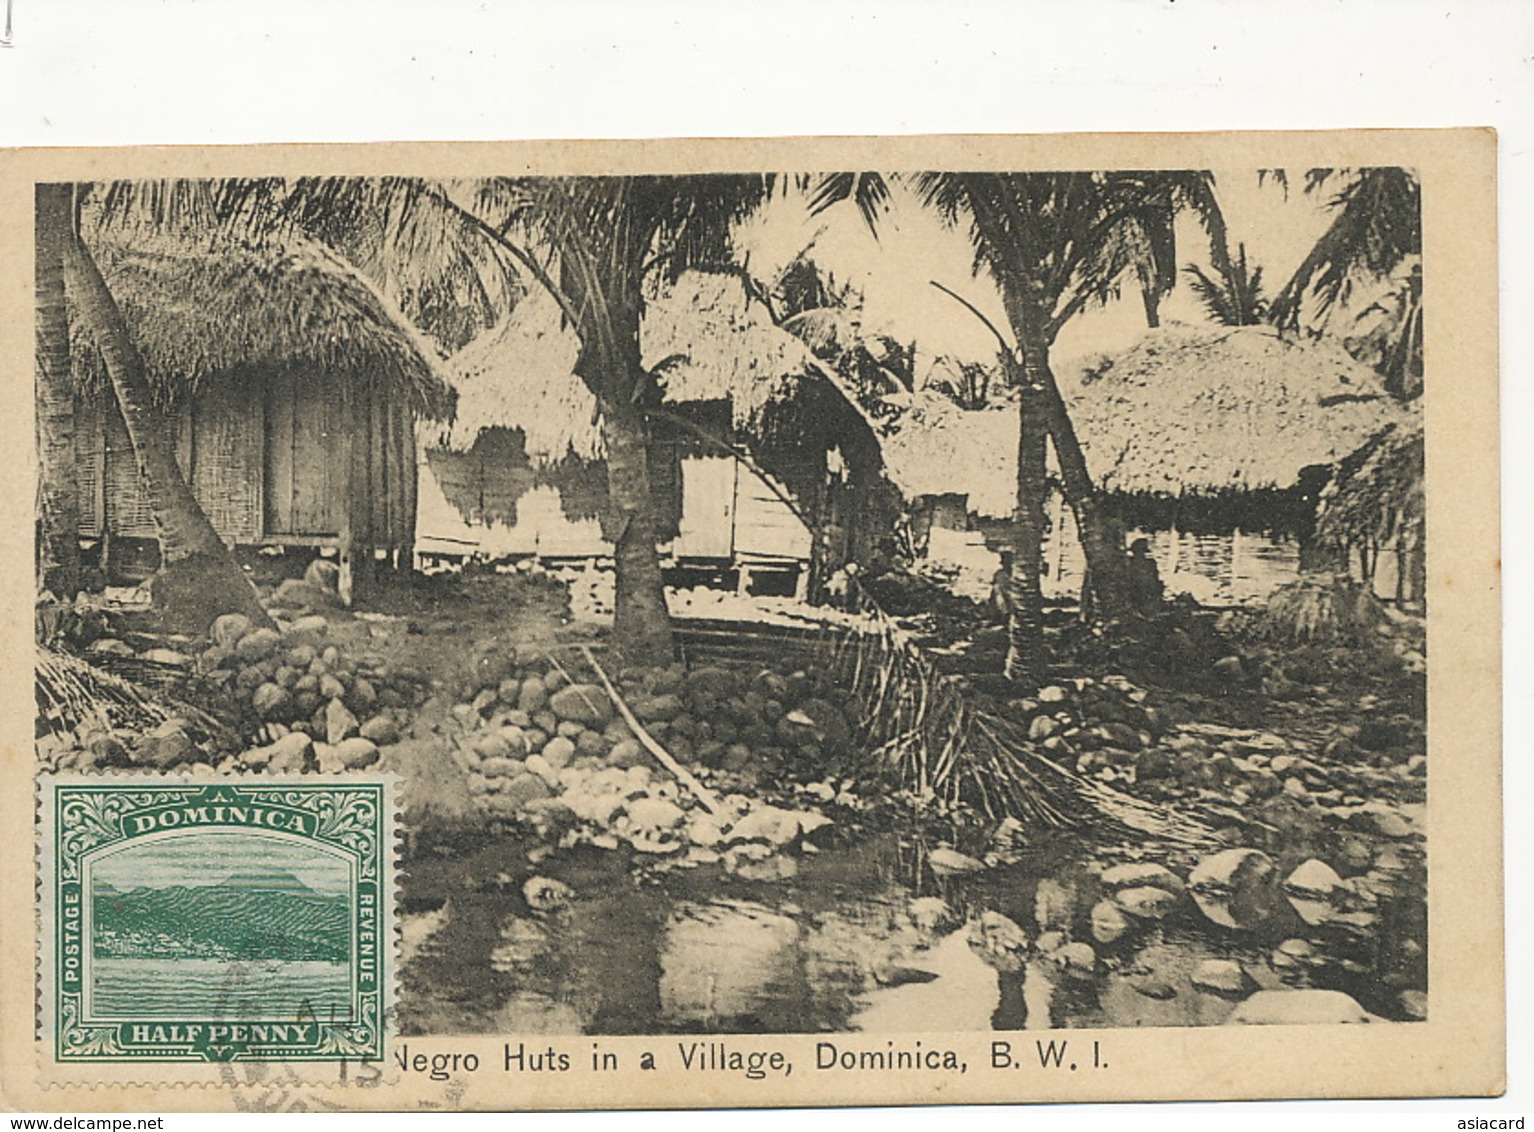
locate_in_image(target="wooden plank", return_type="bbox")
[264,368,296,535]
[673,456,736,558]
[733,465,811,560]
[290,370,334,534]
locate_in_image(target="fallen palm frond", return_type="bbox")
[823,590,1213,845]
[35,645,231,746]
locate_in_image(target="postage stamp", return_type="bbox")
[39,777,392,1068]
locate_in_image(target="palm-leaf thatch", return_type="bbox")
[35,645,232,747]
[70,226,454,420]
[434,271,817,463]
[883,324,1412,520]
[826,593,1212,845]
[1062,324,1410,497]
[1313,418,1424,552]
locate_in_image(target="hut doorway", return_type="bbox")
[262,368,348,539]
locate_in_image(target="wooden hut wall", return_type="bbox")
[77,372,417,564]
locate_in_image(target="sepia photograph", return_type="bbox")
[2,127,1502,1110]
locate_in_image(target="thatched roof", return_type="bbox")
[435,271,817,464]
[70,228,454,420]
[884,324,1413,518]
[1314,417,1424,549]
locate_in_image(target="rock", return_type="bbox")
[1099,862,1183,893]
[1115,886,1180,920]
[1271,938,1318,972]
[574,729,608,760]
[1212,655,1246,680]
[523,876,574,913]
[347,678,378,714]
[928,846,986,875]
[908,896,961,936]
[1054,941,1097,979]
[132,719,195,768]
[548,684,613,727]
[359,715,400,745]
[271,578,340,611]
[252,682,291,719]
[1090,899,1133,944]
[1187,848,1280,930]
[1284,858,1343,907]
[257,730,314,773]
[473,730,514,760]
[1226,989,1375,1025]
[727,806,821,848]
[332,736,379,769]
[634,693,684,723]
[1034,878,1075,932]
[1398,989,1428,1021]
[1369,809,1414,839]
[1037,685,1068,704]
[479,757,524,779]
[1028,715,1060,741]
[1130,978,1178,1000]
[140,647,192,668]
[319,674,348,701]
[235,627,283,663]
[517,677,549,714]
[210,613,254,649]
[626,796,686,830]
[325,698,360,745]
[969,910,1030,971]
[541,735,576,770]
[605,738,647,769]
[501,773,553,809]
[286,614,330,641]
[303,557,341,592]
[1191,958,1252,996]
[687,666,737,696]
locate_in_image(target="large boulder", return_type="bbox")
[210,613,253,650]
[1226,989,1376,1025]
[332,736,379,769]
[1188,847,1280,930]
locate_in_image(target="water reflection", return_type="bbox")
[398,831,1424,1036]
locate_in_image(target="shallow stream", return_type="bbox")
[398,827,1425,1035]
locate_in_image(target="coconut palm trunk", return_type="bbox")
[1033,356,1129,620]
[35,184,82,599]
[1006,376,1050,682]
[558,251,675,668]
[62,230,272,632]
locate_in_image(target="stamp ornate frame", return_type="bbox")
[39,777,392,1066]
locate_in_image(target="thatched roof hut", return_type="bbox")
[433,271,814,464]
[72,229,453,418]
[71,227,452,590]
[883,324,1413,521]
[424,271,897,575]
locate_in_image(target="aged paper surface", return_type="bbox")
[0,129,1502,1110]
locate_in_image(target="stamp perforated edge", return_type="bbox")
[35,772,399,1090]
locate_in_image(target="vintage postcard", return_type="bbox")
[0,129,1502,1110]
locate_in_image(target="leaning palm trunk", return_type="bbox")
[35,184,82,599]
[599,391,675,667]
[62,232,272,633]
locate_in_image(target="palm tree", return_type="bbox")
[464,176,780,667]
[60,203,275,632]
[35,184,81,601]
[1185,241,1268,326]
[1265,168,1423,399]
[813,171,1229,681]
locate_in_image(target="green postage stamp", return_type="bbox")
[39,776,394,1067]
